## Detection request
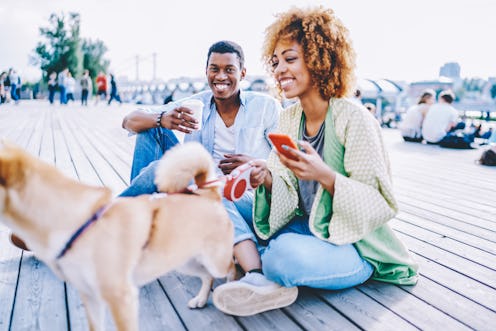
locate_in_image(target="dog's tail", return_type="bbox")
[154,142,221,200]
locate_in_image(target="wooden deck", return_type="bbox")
[1,101,495,331]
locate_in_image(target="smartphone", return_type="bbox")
[268,133,299,160]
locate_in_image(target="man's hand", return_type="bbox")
[162,107,199,133]
[218,154,253,175]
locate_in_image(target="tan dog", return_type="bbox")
[0,141,234,331]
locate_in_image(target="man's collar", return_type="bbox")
[208,90,246,111]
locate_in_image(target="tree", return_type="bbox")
[82,39,110,87]
[31,12,109,85]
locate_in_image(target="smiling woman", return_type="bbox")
[212,5,419,318]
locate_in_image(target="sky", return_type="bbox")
[1,0,495,83]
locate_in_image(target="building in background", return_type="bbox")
[439,62,461,79]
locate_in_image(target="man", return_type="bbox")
[422,90,461,143]
[120,40,287,310]
[95,72,107,105]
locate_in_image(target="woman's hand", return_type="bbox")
[249,159,271,189]
[278,140,336,194]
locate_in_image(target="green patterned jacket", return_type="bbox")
[254,98,418,285]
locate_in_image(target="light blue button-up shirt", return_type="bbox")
[155,90,281,160]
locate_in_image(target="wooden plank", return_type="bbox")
[395,212,496,255]
[360,282,470,330]
[398,203,495,242]
[158,272,244,331]
[396,232,496,289]
[407,252,496,311]
[395,177,496,218]
[283,288,360,330]
[137,281,187,331]
[318,288,417,331]
[0,228,23,331]
[398,197,495,231]
[399,277,496,330]
[9,255,67,331]
[391,220,496,270]
[61,110,127,193]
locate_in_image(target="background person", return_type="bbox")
[108,74,122,105]
[80,69,92,106]
[399,89,436,142]
[65,71,76,103]
[58,68,68,105]
[47,71,58,105]
[212,6,418,317]
[422,90,462,143]
[95,71,107,105]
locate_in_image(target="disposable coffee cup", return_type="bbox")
[181,99,204,130]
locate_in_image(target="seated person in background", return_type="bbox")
[399,89,435,142]
[489,128,496,144]
[364,102,377,118]
[421,90,463,144]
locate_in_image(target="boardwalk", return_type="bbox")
[1,101,495,331]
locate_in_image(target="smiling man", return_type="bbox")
[120,41,284,302]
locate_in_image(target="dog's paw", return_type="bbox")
[188,296,208,309]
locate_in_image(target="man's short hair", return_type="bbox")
[439,90,455,104]
[207,41,245,69]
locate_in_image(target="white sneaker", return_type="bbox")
[212,272,298,316]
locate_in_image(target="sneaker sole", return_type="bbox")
[212,282,298,316]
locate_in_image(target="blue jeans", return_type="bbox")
[120,127,256,244]
[59,85,66,104]
[251,216,373,290]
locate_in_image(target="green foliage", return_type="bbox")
[31,12,109,86]
[82,39,110,92]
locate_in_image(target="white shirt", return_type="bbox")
[422,103,458,143]
[212,113,235,168]
[399,104,427,138]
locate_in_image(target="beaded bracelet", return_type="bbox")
[156,111,166,128]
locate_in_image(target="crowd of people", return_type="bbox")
[399,89,496,147]
[2,68,121,107]
[0,68,22,105]
[45,69,121,106]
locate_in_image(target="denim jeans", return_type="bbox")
[120,127,257,244]
[252,216,373,290]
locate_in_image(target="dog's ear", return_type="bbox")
[0,143,26,187]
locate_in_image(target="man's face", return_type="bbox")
[206,52,246,100]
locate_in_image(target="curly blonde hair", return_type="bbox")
[262,6,356,99]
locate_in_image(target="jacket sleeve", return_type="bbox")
[326,108,398,244]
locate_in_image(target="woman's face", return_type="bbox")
[270,40,313,100]
[426,95,435,105]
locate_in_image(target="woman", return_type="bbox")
[399,89,436,142]
[47,71,57,105]
[213,6,418,317]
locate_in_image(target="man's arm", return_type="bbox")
[122,105,199,134]
[122,110,160,133]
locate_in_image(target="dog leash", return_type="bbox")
[186,162,255,201]
[56,205,108,259]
